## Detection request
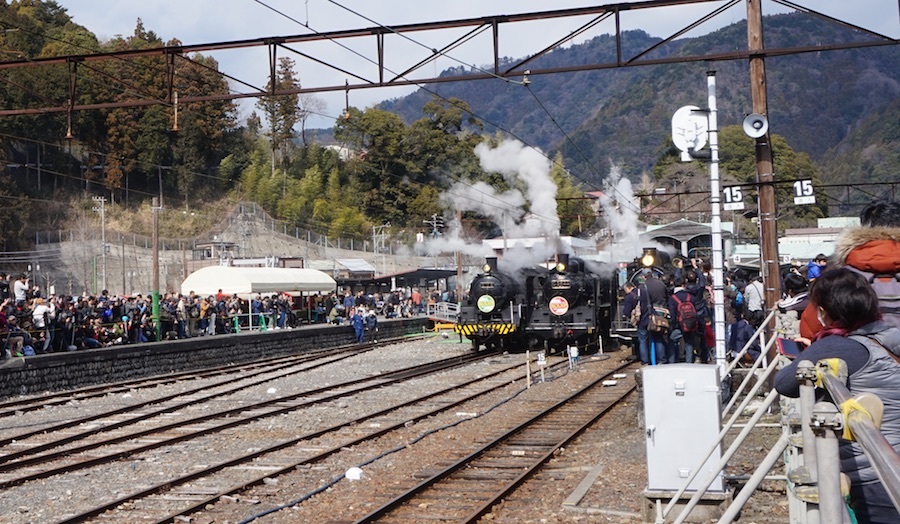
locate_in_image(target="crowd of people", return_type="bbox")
[312,287,455,325]
[773,198,900,524]
[621,199,900,522]
[0,279,453,359]
[621,256,769,366]
[620,241,857,367]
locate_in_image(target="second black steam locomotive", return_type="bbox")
[529,253,616,353]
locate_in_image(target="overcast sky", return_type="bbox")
[60,1,897,128]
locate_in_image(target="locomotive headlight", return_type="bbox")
[555,262,566,273]
[641,247,657,267]
[476,294,496,313]
[482,263,492,274]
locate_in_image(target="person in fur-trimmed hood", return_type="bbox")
[798,199,900,344]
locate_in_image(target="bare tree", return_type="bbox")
[298,93,326,146]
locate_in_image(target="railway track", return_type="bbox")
[0,338,402,418]
[0,345,374,448]
[351,360,639,523]
[47,352,569,523]
[0,346,495,489]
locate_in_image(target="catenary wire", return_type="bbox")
[305,0,638,212]
[324,0,524,86]
[249,0,595,229]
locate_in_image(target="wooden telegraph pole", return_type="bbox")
[747,0,780,327]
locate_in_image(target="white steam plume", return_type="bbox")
[598,164,643,261]
[473,140,560,238]
[430,139,564,270]
[597,164,674,264]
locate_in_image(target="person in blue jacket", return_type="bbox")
[806,253,828,281]
[349,307,365,343]
[365,310,378,343]
[729,309,761,363]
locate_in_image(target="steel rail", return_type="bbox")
[55,352,554,523]
[0,345,374,454]
[0,349,497,487]
[352,360,639,523]
[0,337,388,416]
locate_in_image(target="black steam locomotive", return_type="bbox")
[609,248,677,345]
[455,257,540,351]
[528,254,616,353]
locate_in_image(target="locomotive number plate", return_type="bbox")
[550,280,572,290]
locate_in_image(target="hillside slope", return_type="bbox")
[378,13,900,184]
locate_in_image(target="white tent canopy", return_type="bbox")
[180,266,336,297]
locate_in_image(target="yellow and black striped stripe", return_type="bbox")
[454,323,517,336]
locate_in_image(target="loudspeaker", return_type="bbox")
[742,113,768,138]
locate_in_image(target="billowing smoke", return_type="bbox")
[597,164,674,262]
[472,140,561,239]
[598,165,641,260]
[429,139,561,269]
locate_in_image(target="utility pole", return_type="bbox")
[371,223,391,275]
[381,224,388,275]
[705,71,727,375]
[121,234,126,296]
[92,196,107,292]
[747,1,780,331]
[152,197,161,341]
[423,214,444,237]
[456,209,463,303]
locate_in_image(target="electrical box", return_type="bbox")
[643,364,724,492]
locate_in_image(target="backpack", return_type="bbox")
[732,288,744,310]
[672,294,699,333]
[847,267,900,329]
[629,288,642,328]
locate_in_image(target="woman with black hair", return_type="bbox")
[775,268,900,523]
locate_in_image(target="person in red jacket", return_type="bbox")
[799,199,900,345]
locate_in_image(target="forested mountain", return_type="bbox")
[0,2,896,255]
[820,98,900,195]
[380,13,900,186]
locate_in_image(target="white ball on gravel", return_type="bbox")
[266,387,277,394]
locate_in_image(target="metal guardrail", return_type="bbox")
[426,302,459,324]
[815,360,900,516]
[779,359,900,524]
[654,309,787,524]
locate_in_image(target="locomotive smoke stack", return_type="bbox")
[485,257,499,273]
[556,253,570,268]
